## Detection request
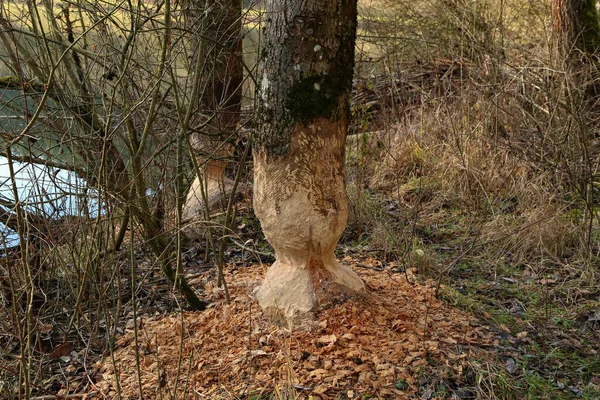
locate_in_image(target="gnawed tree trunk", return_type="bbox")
[182,0,244,229]
[253,0,365,328]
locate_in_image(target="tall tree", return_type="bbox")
[253,0,365,328]
[182,0,244,226]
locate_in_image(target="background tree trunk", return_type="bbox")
[253,0,365,328]
[552,0,600,253]
[183,0,244,227]
[553,0,600,56]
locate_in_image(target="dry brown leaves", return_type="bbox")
[94,263,496,399]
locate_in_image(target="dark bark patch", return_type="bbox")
[285,74,345,125]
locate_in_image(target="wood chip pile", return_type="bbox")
[94,263,495,399]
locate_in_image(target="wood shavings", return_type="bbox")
[94,266,494,399]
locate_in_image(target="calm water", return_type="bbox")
[0,86,97,248]
[0,156,94,248]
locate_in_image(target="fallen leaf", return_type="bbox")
[317,334,337,344]
[49,342,73,360]
[506,357,516,374]
[516,331,528,339]
[313,384,328,394]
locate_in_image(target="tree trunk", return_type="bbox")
[253,0,365,328]
[552,0,600,254]
[183,0,244,227]
[553,0,600,56]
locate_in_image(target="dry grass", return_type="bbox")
[344,1,600,397]
[348,56,598,268]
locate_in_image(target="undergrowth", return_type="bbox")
[345,0,600,397]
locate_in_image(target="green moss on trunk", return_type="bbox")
[285,75,346,125]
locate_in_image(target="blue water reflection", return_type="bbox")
[0,157,99,249]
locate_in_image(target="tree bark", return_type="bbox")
[553,0,600,56]
[253,0,365,328]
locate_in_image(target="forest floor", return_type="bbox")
[31,197,600,400]
[85,205,600,400]
[92,261,498,399]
